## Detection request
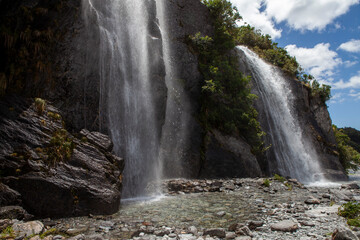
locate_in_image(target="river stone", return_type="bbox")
[248,220,264,230]
[305,197,321,204]
[188,226,198,235]
[0,206,32,220]
[203,228,226,238]
[234,237,251,240]
[13,220,44,238]
[270,220,298,232]
[333,228,359,240]
[235,226,253,237]
[225,231,237,239]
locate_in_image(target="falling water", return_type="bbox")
[237,46,324,183]
[82,0,164,197]
[156,0,192,178]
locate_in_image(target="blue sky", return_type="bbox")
[230,0,360,130]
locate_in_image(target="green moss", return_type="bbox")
[263,178,271,187]
[284,182,293,191]
[45,129,75,166]
[1,226,15,239]
[40,228,59,239]
[47,111,62,121]
[273,174,286,182]
[34,98,46,115]
[338,201,360,227]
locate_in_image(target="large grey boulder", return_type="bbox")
[0,96,124,217]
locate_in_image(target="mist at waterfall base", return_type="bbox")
[237,46,328,185]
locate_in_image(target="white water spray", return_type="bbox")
[82,0,163,197]
[237,46,324,183]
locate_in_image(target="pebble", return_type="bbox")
[3,178,359,240]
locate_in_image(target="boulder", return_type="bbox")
[0,96,124,217]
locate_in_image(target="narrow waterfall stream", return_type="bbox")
[237,46,324,183]
[82,0,164,197]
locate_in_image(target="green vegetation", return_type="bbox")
[200,0,331,104]
[47,111,62,121]
[341,127,360,153]
[273,173,286,182]
[34,97,46,115]
[191,0,265,153]
[333,125,360,172]
[263,178,271,187]
[0,1,75,96]
[46,129,75,166]
[1,226,15,239]
[338,201,360,227]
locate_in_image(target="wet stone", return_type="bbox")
[270,220,299,232]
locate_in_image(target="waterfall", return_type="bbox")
[82,0,166,197]
[156,0,192,178]
[237,46,324,183]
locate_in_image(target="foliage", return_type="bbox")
[341,127,360,153]
[191,0,265,153]
[47,111,61,121]
[338,201,360,227]
[273,174,286,182]
[1,226,15,239]
[333,125,360,172]
[284,182,293,191]
[0,0,73,96]
[46,128,75,166]
[263,178,271,187]
[310,79,331,102]
[34,97,46,115]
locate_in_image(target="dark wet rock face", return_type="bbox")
[0,96,124,218]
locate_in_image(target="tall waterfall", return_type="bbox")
[237,46,324,183]
[82,0,166,197]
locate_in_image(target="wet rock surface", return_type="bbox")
[0,96,124,218]
[1,178,358,239]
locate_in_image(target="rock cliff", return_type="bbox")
[0,0,348,205]
[0,96,124,217]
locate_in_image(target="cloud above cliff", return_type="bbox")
[230,0,359,38]
[285,43,342,79]
[333,72,360,89]
[338,39,360,53]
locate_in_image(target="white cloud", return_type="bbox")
[285,43,342,79]
[264,0,359,31]
[338,39,360,53]
[230,0,359,38]
[333,72,360,89]
[231,0,282,39]
[330,92,345,104]
[344,60,358,68]
[349,90,360,100]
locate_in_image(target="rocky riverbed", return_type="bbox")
[1,178,360,240]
